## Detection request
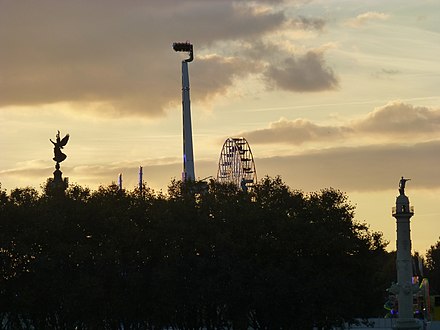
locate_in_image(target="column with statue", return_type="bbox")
[49,130,70,191]
[389,177,421,330]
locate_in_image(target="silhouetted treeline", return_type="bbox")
[427,240,440,296]
[0,177,398,329]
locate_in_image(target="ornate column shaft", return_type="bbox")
[390,177,421,330]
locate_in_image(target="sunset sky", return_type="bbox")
[1,0,440,253]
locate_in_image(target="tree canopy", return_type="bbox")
[426,238,440,295]
[0,177,394,329]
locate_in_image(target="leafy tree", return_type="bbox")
[0,178,394,328]
[426,238,440,294]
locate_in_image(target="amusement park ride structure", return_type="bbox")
[173,42,257,190]
[173,41,195,182]
[217,137,257,191]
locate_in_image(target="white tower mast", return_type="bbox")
[118,173,123,191]
[139,166,143,192]
[390,177,421,330]
[173,42,195,181]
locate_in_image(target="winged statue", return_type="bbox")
[50,130,70,163]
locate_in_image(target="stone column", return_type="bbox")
[390,179,421,330]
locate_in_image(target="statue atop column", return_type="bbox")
[399,176,410,196]
[49,130,69,191]
[392,178,420,329]
[50,130,69,163]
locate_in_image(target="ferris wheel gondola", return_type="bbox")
[217,137,257,191]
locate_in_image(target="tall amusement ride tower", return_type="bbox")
[173,42,195,181]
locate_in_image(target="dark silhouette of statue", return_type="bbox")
[49,130,70,191]
[399,176,410,196]
[50,131,69,163]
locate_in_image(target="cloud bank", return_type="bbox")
[258,140,440,192]
[265,51,339,92]
[0,0,334,117]
[244,101,440,145]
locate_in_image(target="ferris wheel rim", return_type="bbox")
[216,137,257,189]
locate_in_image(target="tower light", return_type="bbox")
[173,42,194,62]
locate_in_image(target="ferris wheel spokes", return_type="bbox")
[217,137,257,191]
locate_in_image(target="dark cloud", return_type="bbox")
[0,0,288,116]
[192,55,259,102]
[354,101,440,136]
[241,102,440,145]
[240,41,339,94]
[265,51,339,92]
[0,0,337,116]
[290,16,326,31]
[171,3,286,43]
[257,140,440,192]
[245,118,350,145]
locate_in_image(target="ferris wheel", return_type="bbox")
[217,137,257,191]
